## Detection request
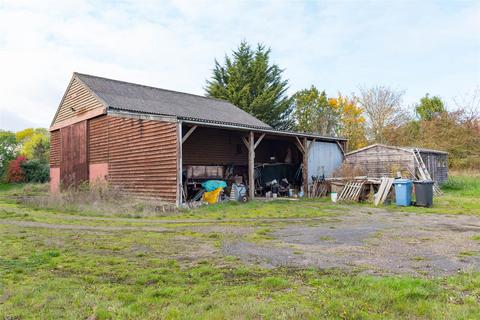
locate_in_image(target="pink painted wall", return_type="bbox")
[50,168,60,193]
[89,163,108,184]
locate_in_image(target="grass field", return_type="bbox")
[0,174,479,319]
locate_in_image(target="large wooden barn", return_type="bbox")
[49,73,346,205]
[344,144,448,184]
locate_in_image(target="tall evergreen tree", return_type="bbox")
[205,41,294,129]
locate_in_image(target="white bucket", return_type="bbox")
[331,192,338,203]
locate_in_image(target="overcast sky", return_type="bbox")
[0,0,479,131]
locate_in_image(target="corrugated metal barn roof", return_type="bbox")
[75,73,271,129]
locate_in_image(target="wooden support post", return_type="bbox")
[177,122,183,206]
[302,137,308,196]
[248,131,255,200]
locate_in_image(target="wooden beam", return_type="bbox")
[248,131,255,200]
[253,133,265,150]
[295,137,305,154]
[182,125,198,144]
[336,141,345,156]
[242,136,249,149]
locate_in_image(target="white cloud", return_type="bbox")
[0,0,479,131]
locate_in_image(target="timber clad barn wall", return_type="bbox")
[50,130,60,168]
[183,127,247,165]
[50,115,179,201]
[107,116,178,202]
[88,115,109,163]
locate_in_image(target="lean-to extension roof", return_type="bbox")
[75,73,271,129]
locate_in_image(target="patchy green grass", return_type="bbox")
[1,179,480,318]
[0,223,479,319]
[383,175,480,216]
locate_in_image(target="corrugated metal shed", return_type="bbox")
[308,141,344,182]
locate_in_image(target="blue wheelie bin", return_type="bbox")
[393,179,413,206]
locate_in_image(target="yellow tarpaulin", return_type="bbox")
[203,187,223,204]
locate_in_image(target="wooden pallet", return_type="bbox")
[338,181,365,201]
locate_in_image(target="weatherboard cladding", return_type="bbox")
[50,130,60,168]
[88,115,109,164]
[107,116,178,202]
[75,73,271,129]
[53,77,105,125]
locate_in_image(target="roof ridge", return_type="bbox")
[74,72,232,105]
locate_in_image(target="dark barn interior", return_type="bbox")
[181,125,304,201]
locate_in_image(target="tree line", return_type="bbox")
[206,41,480,169]
[0,129,50,182]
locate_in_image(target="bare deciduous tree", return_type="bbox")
[357,86,406,143]
[453,86,480,123]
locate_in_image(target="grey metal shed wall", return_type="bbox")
[308,141,344,182]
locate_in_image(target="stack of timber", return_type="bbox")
[374,177,395,206]
[310,180,330,198]
[338,181,365,202]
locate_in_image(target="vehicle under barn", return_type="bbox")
[49,73,346,205]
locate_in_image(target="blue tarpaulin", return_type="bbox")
[202,180,227,192]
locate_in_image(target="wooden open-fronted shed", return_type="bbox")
[49,73,346,205]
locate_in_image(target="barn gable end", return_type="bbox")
[50,75,107,129]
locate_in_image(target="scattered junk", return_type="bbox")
[310,176,330,198]
[326,144,449,207]
[201,180,228,204]
[230,182,248,202]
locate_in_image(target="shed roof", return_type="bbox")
[75,73,271,129]
[345,143,448,156]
